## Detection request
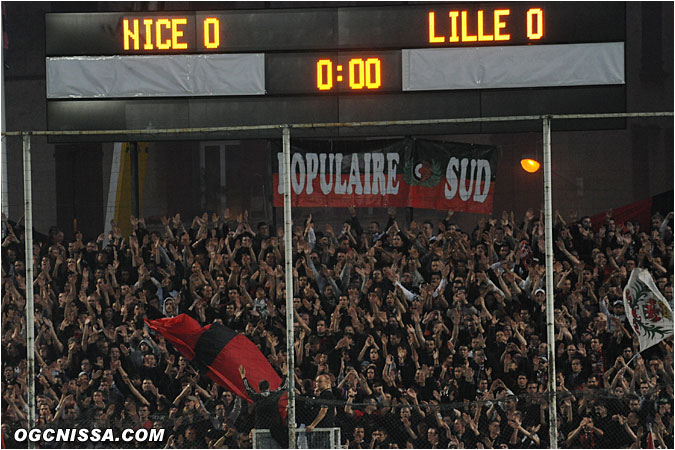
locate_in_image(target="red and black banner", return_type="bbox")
[272,138,499,214]
[590,190,674,232]
[145,314,282,404]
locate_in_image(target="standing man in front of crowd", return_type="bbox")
[306,374,336,448]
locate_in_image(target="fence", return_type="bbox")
[2,389,672,449]
[253,428,341,449]
[1,113,673,450]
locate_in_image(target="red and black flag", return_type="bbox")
[145,314,283,404]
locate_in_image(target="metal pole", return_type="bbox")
[543,116,558,448]
[1,34,8,217]
[22,133,37,445]
[268,142,277,234]
[282,126,297,449]
[129,142,140,218]
[1,112,672,139]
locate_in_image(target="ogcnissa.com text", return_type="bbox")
[14,428,165,443]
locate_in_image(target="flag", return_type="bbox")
[145,314,282,404]
[646,423,655,449]
[623,268,674,353]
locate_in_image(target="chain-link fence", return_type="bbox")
[2,388,672,449]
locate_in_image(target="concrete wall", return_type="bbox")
[3,3,56,233]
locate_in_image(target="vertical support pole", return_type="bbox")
[1,42,8,217]
[269,141,278,234]
[198,143,206,210]
[22,133,36,446]
[219,144,227,213]
[103,143,123,243]
[282,126,297,449]
[543,116,558,448]
[129,142,140,218]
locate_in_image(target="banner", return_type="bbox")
[272,138,499,213]
[590,190,673,233]
[590,195,653,232]
[623,268,674,353]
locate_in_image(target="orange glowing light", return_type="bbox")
[494,9,511,40]
[123,18,189,51]
[155,19,172,50]
[349,59,365,89]
[349,58,382,90]
[521,159,541,173]
[123,19,140,50]
[143,19,154,49]
[477,11,493,41]
[461,11,478,42]
[171,18,188,49]
[365,58,382,89]
[203,18,220,49]
[123,17,220,51]
[317,59,333,90]
[448,11,460,42]
[527,8,544,39]
[315,58,382,91]
[428,12,445,43]
[428,8,534,44]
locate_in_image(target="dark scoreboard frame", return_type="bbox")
[45,2,627,141]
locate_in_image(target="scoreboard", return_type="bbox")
[45,3,626,140]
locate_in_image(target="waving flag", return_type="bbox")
[145,314,282,404]
[623,268,674,352]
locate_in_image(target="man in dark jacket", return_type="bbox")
[239,365,288,448]
[306,374,336,448]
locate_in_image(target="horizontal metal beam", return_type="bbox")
[2,111,672,137]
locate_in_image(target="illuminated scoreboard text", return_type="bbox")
[44,3,626,138]
[316,58,382,91]
[113,7,548,92]
[427,8,543,43]
[117,7,546,53]
[122,17,220,51]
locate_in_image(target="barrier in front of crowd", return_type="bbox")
[3,390,670,449]
[253,427,341,449]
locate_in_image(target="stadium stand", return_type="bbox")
[1,208,673,448]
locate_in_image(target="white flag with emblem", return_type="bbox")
[623,268,674,352]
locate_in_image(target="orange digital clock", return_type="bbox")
[316,58,382,91]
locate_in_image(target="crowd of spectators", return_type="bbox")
[1,206,673,449]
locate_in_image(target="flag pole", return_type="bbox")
[624,351,642,368]
[543,116,559,448]
[282,126,297,448]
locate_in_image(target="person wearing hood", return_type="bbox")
[129,337,161,370]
